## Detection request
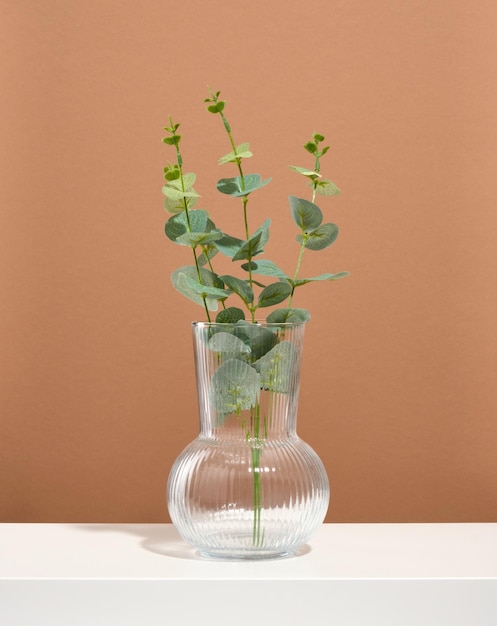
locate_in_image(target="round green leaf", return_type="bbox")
[311,179,341,196]
[266,308,311,324]
[241,260,288,279]
[180,273,228,300]
[217,174,271,197]
[175,230,223,247]
[216,307,246,323]
[208,332,251,354]
[180,172,196,189]
[162,185,199,201]
[209,359,261,414]
[197,244,219,267]
[231,219,271,262]
[165,210,209,242]
[214,233,244,258]
[257,281,292,308]
[171,266,225,311]
[298,223,339,251]
[218,143,253,165]
[219,274,254,304]
[233,322,278,360]
[289,196,323,231]
[253,341,298,393]
[164,194,198,214]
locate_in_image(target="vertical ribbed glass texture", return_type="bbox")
[167,321,329,559]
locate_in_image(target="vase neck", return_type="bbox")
[192,322,305,442]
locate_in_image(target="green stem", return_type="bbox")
[288,235,307,308]
[250,402,262,546]
[241,195,256,321]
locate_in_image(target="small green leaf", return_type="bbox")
[162,185,200,201]
[231,219,271,262]
[209,359,261,414]
[257,282,293,308]
[298,223,339,251]
[208,332,251,354]
[233,322,278,360]
[216,307,245,323]
[311,179,341,196]
[164,166,181,181]
[197,243,219,267]
[313,133,325,142]
[304,141,317,154]
[289,165,321,179]
[165,214,187,242]
[164,194,198,214]
[171,266,225,311]
[184,209,208,232]
[176,229,223,247]
[207,101,225,114]
[266,308,311,324]
[291,272,350,287]
[241,260,288,279]
[165,210,209,242]
[176,172,196,190]
[180,273,228,300]
[217,174,271,197]
[253,341,298,393]
[218,143,253,165]
[289,196,323,231]
[214,233,244,258]
[163,135,181,146]
[219,274,254,304]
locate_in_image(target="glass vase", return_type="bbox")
[167,321,329,560]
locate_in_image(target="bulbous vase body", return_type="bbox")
[167,321,329,560]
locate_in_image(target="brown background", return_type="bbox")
[1,0,497,523]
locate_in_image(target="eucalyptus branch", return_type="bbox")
[286,133,345,310]
[163,119,215,321]
[206,88,245,189]
[205,90,259,320]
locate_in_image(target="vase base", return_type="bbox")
[198,548,295,561]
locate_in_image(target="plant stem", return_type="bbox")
[250,402,262,546]
[251,446,262,545]
[288,235,307,308]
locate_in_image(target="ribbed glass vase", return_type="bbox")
[167,321,329,560]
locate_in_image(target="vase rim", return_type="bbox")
[192,320,307,328]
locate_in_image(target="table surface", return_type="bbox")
[2,522,497,580]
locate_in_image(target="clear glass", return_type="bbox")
[167,321,329,560]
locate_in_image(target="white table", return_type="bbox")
[1,523,496,625]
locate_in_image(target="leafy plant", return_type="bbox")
[162,90,348,545]
[162,88,348,325]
